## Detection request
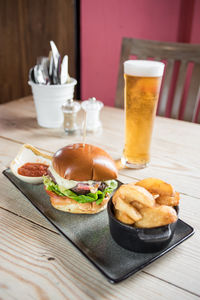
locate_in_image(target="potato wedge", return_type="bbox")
[115,209,135,224]
[156,191,180,206]
[130,200,144,211]
[136,178,175,197]
[113,196,142,222]
[134,205,178,228]
[152,193,159,200]
[113,184,155,208]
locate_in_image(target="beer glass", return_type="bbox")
[122,60,165,169]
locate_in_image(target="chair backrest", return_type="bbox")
[115,38,200,122]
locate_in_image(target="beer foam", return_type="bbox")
[124,60,165,77]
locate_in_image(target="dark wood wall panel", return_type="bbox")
[0,0,78,104]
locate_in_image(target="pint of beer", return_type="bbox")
[122,60,165,168]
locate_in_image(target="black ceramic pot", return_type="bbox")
[107,198,179,253]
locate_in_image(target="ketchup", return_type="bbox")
[18,163,49,177]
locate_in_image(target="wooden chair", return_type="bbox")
[115,38,200,122]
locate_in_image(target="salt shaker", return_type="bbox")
[62,99,81,133]
[81,97,104,132]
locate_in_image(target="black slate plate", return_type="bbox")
[3,168,194,283]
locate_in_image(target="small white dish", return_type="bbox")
[10,144,52,184]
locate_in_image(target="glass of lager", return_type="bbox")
[122,60,165,169]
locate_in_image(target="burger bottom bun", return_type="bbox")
[45,189,110,214]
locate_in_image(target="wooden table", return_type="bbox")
[0,96,199,300]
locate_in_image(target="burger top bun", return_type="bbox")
[52,143,118,181]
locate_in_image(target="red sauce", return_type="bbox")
[18,163,49,177]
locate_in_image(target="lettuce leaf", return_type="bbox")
[43,176,118,205]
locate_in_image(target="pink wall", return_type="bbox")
[81,0,199,107]
[191,0,200,43]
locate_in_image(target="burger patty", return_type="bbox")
[71,183,91,195]
[71,182,107,195]
[48,170,107,195]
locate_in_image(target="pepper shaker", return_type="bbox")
[81,97,103,132]
[62,99,81,133]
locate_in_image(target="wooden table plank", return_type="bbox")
[0,208,198,300]
[1,96,200,149]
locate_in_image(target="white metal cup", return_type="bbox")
[28,78,77,128]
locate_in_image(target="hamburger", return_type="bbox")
[43,143,118,214]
